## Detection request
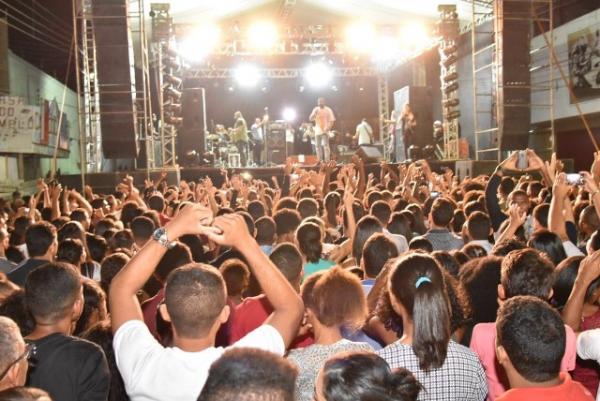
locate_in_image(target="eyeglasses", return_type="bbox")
[0,343,36,380]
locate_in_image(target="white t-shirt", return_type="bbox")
[577,329,600,401]
[114,320,285,401]
[356,122,373,145]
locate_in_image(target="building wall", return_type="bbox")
[0,51,81,191]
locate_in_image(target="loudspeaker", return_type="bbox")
[178,87,206,164]
[92,0,138,158]
[267,124,286,165]
[356,145,383,164]
[455,160,497,181]
[393,86,434,161]
[495,0,532,151]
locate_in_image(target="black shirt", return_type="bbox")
[27,333,110,401]
[8,258,48,287]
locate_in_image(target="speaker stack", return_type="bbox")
[495,0,532,151]
[266,121,287,165]
[92,0,139,158]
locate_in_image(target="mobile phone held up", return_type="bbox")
[566,173,583,186]
[516,150,528,171]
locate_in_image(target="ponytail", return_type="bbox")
[388,253,451,371]
[412,280,450,370]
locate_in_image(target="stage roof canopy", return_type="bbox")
[155,0,472,25]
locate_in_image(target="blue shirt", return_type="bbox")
[303,259,335,279]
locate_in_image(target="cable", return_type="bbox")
[0,11,70,50]
[1,18,69,53]
[0,1,72,46]
[1,0,73,39]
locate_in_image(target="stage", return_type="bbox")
[58,159,502,194]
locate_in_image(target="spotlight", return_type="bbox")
[282,107,297,122]
[305,62,332,89]
[234,64,260,88]
[165,87,182,100]
[178,23,220,62]
[164,74,182,87]
[371,35,400,63]
[399,23,431,52]
[345,22,376,53]
[228,86,234,92]
[247,21,278,51]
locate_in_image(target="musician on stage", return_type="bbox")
[309,97,335,162]
[232,111,249,166]
[354,118,373,146]
[250,117,264,166]
[400,102,417,160]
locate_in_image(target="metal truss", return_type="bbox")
[377,75,391,161]
[185,66,380,79]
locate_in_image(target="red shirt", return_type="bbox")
[229,294,313,348]
[497,372,594,401]
[142,287,165,342]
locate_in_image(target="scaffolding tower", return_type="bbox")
[469,0,554,161]
[150,4,179,169]
[73,0,154,179]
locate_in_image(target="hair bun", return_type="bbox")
[387,368,422,401]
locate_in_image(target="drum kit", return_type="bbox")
[206,131,240,167]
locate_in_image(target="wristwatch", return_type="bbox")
[152,227,176,249]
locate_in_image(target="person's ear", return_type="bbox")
[219,304,230,324]
[547,288,554,301]
[5,358,26,387]
[497,284,506,302]
[159,303,171,322]
[496,344,510,367]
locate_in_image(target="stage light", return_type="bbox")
[305,62,332,89]
[178,23,220,62]
[282,107,297,122]
[247,21,278,51]
[399,23,431,53]
[234,64,260,88]
[345,22,376,53]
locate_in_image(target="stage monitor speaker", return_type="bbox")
[356,145,383,164]
[267,124,286,165]
[393,86,434,161]
[495,0,532,151]
[92,0,139,159]
[179,88,206,164]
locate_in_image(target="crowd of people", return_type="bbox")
[2,149,600,401]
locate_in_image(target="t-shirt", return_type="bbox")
[470,322,577,401]
[356,122,373,145]
[287,340,374,401]
[311,106,335,134]
[496,372,594,401]
[577,328,600,401]
[303,259,335,279]
[26,333,110,401]
[8,258,49,286]
[229,295,314,348]
[114,320,285,401]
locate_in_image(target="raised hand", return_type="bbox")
[553,172,570,200]
[582,171,599,195]
[508,203,527,227]
[166,203,216,239]
[204,213,252,249]
[578,250,600,285]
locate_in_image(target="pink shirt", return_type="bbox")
[311,106,335,132]
[470,322,577,401]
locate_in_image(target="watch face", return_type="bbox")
[153,227,167,241]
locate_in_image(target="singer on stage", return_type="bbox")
[309,97,335,162]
